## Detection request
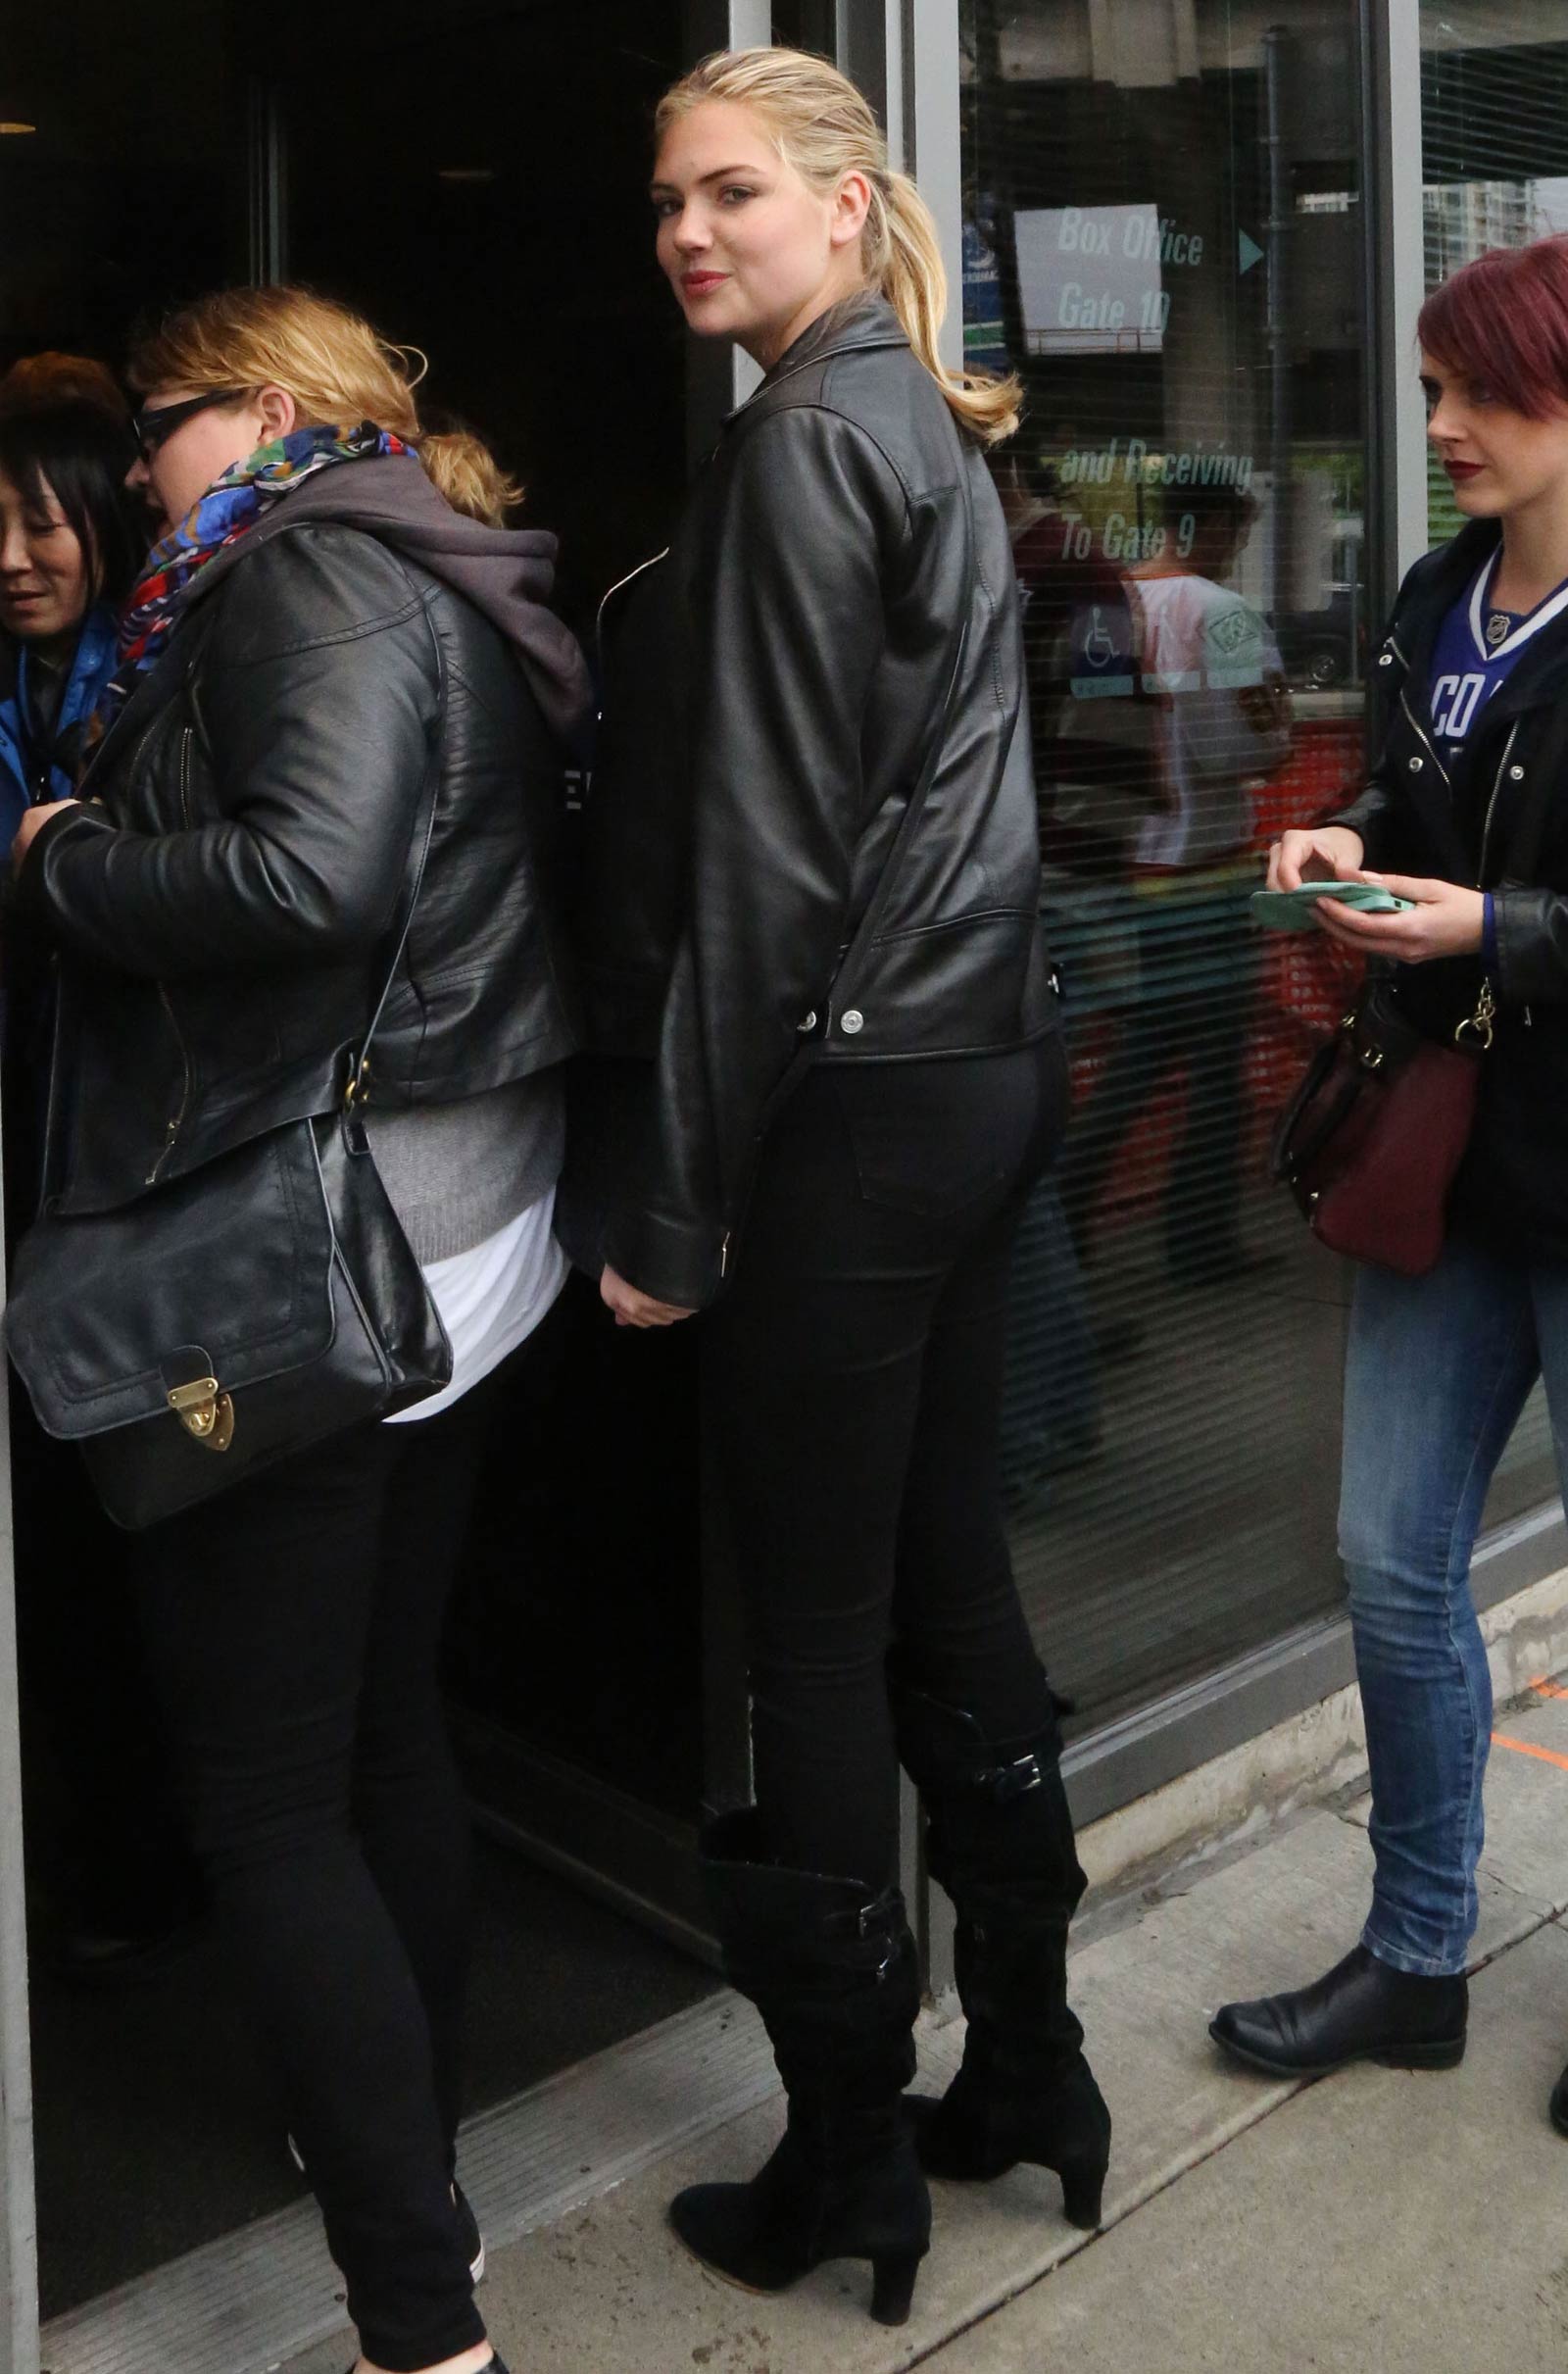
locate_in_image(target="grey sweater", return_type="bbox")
[364,1068,565,1264]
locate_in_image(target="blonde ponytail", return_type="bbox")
[128,285,523,524]
[656,48,1021,447]
[877,173,1019,444]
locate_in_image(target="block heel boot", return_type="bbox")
[892,1678,1111,2230]
[667,1810,932,2326]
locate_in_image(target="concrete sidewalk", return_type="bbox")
[278,1674,1568,2374]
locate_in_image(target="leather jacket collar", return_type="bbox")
[729,293,909,420]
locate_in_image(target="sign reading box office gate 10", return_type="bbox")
[1015,201,1202,355]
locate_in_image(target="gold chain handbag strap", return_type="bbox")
[1454,976,1496,1052]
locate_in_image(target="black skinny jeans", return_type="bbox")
[129,1333,543,2371]
[704,1035,1071,1892]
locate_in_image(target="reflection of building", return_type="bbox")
[1424,178,1537,279]
[4,3,1568,2366]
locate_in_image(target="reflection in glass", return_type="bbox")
[964,0,1367,1723]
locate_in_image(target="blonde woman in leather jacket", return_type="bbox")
[561,48,1108,2327]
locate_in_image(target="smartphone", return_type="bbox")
[1250,882,1416,933]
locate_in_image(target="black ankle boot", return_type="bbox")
[1210,1945,1468,2077]
[667,1811,931,2327]
[891,1679,1111,2230]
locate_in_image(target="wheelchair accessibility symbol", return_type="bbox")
[1082,606,1116,668]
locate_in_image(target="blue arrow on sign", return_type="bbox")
[1239,228,1264,274]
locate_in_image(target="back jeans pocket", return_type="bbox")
[831,1055,1042,1219]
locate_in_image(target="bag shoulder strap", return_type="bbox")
[345,598,446,1111]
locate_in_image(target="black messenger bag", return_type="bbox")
[5,777,453,1532]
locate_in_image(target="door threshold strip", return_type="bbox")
[40,1987,785,2374]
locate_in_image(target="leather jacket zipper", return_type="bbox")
[178,725,194,827]
[1398,684,1450,791]
[1477,719,1518,889]
[597,545,726,1282]
[1466,719,1519,1046]
[595,550,670,694]
[76,695,164,810]
[1394,655,1505,1036]
[146,983,192,1185]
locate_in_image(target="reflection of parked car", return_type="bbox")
[1277,588,1362,688]
[1277,525,1364,690]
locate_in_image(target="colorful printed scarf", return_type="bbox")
[88,420,413,757]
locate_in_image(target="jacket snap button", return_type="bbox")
[798,1010,818,1033]
[1378,652,1394,667]
[841,1009,865,1036]
[1510,764,1525,780]
[1408,756,1422,772]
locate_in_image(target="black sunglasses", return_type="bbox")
[131,390,241,462]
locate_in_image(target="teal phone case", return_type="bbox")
[1250,883,1415,932]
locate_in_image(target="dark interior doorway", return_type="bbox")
[3,0,721,2318]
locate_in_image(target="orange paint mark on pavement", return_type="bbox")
[1526,1675,1568,1702]
[1492,1732,1568,1774]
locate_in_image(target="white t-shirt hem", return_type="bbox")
[384,1187,567,1424]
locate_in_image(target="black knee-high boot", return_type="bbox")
[667,1810,932,2327]
[892,1680,1111,2228]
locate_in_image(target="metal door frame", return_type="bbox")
[0,1339,37,2373]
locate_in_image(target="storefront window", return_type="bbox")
[962,1,1369,1724]
[1418,2,1568,1528]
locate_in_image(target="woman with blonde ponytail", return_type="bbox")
[10,283,593,2374]
[561,46,1106,2325]
[654,42,1020,442]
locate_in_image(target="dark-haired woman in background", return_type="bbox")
[0,396,189,1986]
[0,397,141,846]
[1212,234,1568,2118]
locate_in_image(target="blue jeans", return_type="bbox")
[1341,1232,1568,1976]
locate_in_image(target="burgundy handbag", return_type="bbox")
[1269,976,1495,1277]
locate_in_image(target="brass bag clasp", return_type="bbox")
[168,1375,235,1452]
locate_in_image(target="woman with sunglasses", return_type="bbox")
[11,285,590,2374]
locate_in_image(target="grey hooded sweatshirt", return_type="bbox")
[272,458,592,1264]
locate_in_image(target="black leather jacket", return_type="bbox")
[18,461,589,1218]
[1329,518,1568,1254]
[562,296,1056,1309]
